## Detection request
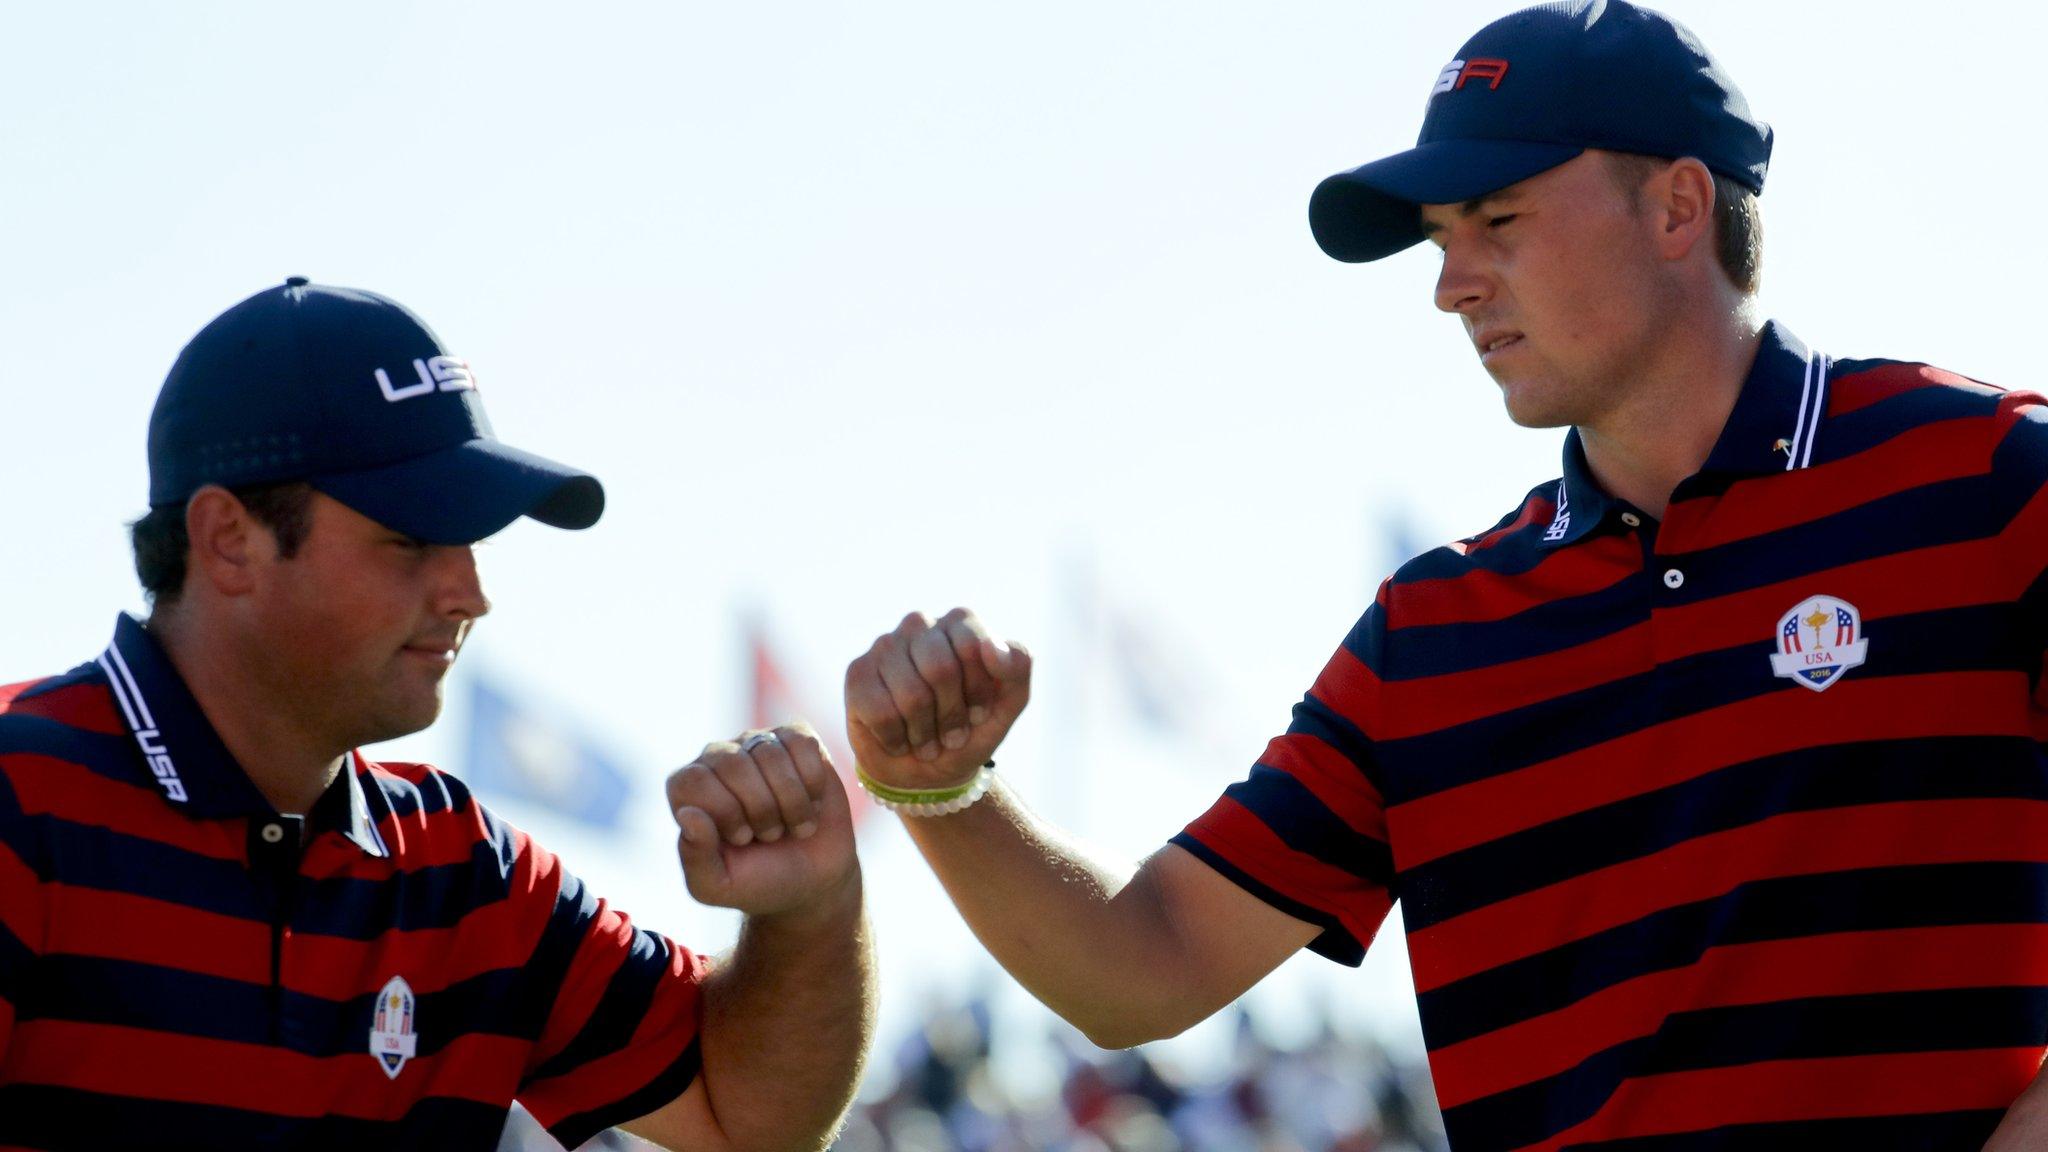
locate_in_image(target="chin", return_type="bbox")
[1497,386,1577,430]
[358,691,447,749]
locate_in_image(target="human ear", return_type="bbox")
[183,486,264,597]
[1652,157,1716,264]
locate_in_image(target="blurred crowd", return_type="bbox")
[501,1001,1446,1152]
[836,1002,1445,1152]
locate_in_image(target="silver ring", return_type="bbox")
[741,731,779,753]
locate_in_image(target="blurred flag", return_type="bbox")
[747,623,871,825]
[463,676,633,830]
[1063,550,1238,764]
[1378,505,1438,580]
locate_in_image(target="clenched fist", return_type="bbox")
[666,722,857,916]
[844,609,1031,794]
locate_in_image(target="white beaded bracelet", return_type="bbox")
[856,762,994,817]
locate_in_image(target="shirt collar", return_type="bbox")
[1698,320,1833,477]
[1539,320,1830,549]
[99,613,387,857]
[1538,428,1616,548]
[318,752,392,858]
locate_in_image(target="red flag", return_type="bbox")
[748,625,871,825]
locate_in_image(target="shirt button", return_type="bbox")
[1620,512,1642,528]
[1663,569,1685,589]
[260,822,286,844]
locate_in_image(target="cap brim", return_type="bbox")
[1308,139,1586,262]
[311,439,605,545]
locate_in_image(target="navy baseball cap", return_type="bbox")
[148,278,604,545]
[1309,0,1773,262]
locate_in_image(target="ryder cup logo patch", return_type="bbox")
[1769,595,1869,693]
[369,975,419,1079]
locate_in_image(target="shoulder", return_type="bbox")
[0,663,122,863]
[360,757,528,867]
[0,661,118,731]
[358,759,579,894]
[1301,485,1564,688]
[1378,481,1566,617]
[0,663,131,797]
[363,757,479,820]
[1821,355,2048,494]
[1825,356,2008,423]
[1825,355,2037,451]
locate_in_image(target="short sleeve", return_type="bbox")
[507,832,710,1149]
[1170,595,1398,966]
[0,758,49,1060]
[1989,392,2048,745]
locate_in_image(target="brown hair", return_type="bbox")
[1605,152,1763,296]
[130,482,316,605]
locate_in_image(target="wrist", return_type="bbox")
[749,865,864,935]
[857,761,994,816]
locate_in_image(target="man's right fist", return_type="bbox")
[844,609,1031,793]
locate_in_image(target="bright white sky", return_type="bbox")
[4,0,2041,1097]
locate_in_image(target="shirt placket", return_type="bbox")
[246,813,306,1050]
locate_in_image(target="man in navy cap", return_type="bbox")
[0,279,872,1150]
[842,3,2048,1149]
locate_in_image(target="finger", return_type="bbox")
[713,738,788,844]
[978,635,1032,685]
[876,618,942,760]
[907,622,970,752]
[846,648,912,758]
[776,725,835,838]
[779,723,836,803]
[674,806,729,900]
[671,752,756,846]
[744,730,818,840]
[939,609,1001,725]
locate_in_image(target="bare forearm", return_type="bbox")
[900,781,1199,1048]
[699,872,874,1152]
[1984,1067,2048,1150]
[844,613,1315,1050]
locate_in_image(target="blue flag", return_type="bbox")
[462,676,633,830]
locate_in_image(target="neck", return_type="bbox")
[1577,298,1764,519]
[147,607,345,815]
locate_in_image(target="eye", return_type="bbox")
[1487,213,1519,229]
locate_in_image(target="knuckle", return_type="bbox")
[777,725,823,752]
[910,629,957,663]
[846,681,884,713]
[897,610,934,635]
[668,761,712,793]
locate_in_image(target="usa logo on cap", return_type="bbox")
[369,975,419,1079]
[1768,595,1869,692]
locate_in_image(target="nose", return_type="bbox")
[1433,236,1492,316]
[433,544,491,624]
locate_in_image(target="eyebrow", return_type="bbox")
[1419,192,1518,237]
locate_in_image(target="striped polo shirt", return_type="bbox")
[1175,322,2048,1150]
[0,613,706,1150]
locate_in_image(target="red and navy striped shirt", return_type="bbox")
[1175,322,2048,1150]
[0,613,706,1150]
